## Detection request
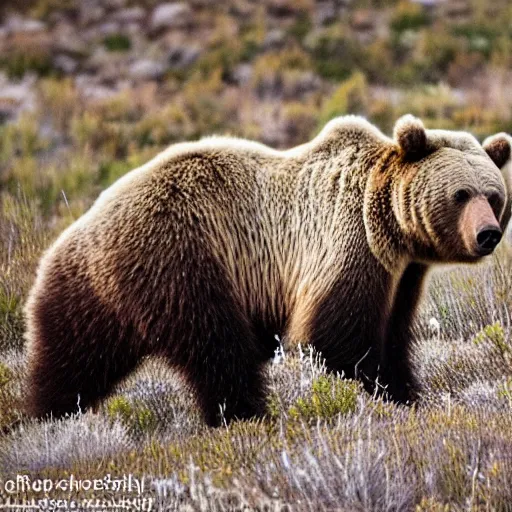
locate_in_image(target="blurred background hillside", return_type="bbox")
[2,0,512,213]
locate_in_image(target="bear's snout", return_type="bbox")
[476,226,502,255]
[459,196,502,257]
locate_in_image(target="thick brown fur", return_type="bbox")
[483,133,512,231]
[24,115,512,426]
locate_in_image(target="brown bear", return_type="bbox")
[24,115,511,426]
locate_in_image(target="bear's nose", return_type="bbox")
[476,226,502,255]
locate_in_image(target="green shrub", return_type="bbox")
[412,30,461,83]
[239,16,266,62]
[282,100,318,144]
[39,78,81,132]
[0,114,47,166]
[0,363,13,388]
[106,396,156,437]
[473,321,509,359]
[305,26,361,81]
[98,159,132,187]
[30,0,78,19]
[0,194,48,351]
[104,34,132,52]
[0,51,54,79]
[397,83,458,128]
[288,12,312,41]
[436,440,470,503]
[0,360,20,431]
[289,375,359,422]
[390,1,429,33]
[252,47,312,89]
[497,376,512,406]
[318,71,368,126]
[452,24,499,58]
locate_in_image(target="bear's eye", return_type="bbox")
[488,193,501,210]
[454,189,471,203]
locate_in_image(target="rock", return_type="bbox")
[2,16,51,53]
[262,29,286,51]
[97,21,121,36]
[282,70,322,99]
[47,10,72,25]
[5,16,47,35]
[52,22,90,57]
[129,59,166,81]
[350,8,377,44]
[54,54,79,74]
[83,46,128,77]
[114,7,146,24]
[79,5,106,26]
[0,74,37,122]
[351,9,376,32]
[228,1,256,17]
[100,0,127,9]
[232,64,253,86]
[150,3,192,32]
[75,75,119,100]
[125,22,143,35]
[441,0,472,23]
[314,1,337,26]
[167,45,200,69]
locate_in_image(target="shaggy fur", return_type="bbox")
[483,133,512,231]
[24,115,512,426]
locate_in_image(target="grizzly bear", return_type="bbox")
[24,115,511,426]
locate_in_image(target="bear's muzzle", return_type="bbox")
[459,195,502,257]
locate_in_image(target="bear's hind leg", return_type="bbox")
[25,273,143,419]
[172,309,270,427]
[187,353,268,427]
[27,335,142,419]
[165,280,270,427]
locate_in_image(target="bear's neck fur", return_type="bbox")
[310,117,430,275]
[363,147,415,274]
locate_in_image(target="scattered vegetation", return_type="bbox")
[103,34,132,53]
[288,375,360,422]
[1,0,512,509]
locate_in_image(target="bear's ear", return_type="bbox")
[483,133,511,169]
[393,114,427,160]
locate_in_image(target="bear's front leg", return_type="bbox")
[305,273,390,398]
[380,262,428,403]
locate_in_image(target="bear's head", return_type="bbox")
[365,115,511,271]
